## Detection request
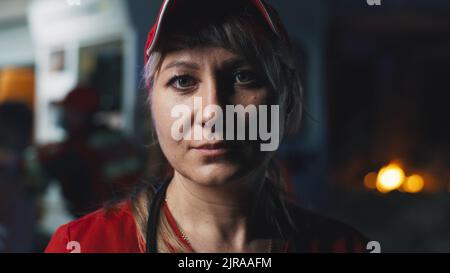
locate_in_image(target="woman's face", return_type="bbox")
[151,46,278,186]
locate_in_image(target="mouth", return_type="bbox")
[190,141,232,157]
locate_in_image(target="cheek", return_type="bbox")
[234,88,273,106]
[150,92,177,147]
[151,99,170,137]
[150,90,191,164]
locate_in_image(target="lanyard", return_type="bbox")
[145,181,169,253]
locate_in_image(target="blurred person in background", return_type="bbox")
[0,68,47,252]
[37,86,145,217]
[0,103,38,253]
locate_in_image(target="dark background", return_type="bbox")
[1,0,449,252]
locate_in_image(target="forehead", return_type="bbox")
[160,47,244,69]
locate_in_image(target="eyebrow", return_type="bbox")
[162,57,250,72]
[162,61,200,72]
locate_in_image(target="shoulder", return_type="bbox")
[45,200,145,253]
[287,203,370,253]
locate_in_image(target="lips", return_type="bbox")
[193,141,228,149]
[190,141,231,156]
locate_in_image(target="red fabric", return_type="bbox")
[45,201,145,253]
[45,200,368,253]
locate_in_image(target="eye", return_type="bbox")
[168,75,197,90]
[234,71,252,83]
[234,70,260,86]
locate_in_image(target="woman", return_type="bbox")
[45,0,368,253]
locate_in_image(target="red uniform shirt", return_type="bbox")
[45,200,368,253]
[45,201,145,253]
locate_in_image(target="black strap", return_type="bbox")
[145,181,170,253]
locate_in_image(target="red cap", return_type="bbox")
[52,86,100,113]
[144,0,289,64]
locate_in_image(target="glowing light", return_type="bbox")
[403,174,424,193]
[376,163,405,193]
[364,172,377,189]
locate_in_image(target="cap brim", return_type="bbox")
[145,0,280,62]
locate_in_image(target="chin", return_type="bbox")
[187,162,249,187]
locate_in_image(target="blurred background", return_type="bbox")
[0,0,449,252]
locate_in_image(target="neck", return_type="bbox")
[165,170,270,252]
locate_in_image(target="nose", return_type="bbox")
[204,76,221,106]
[198,76,222,125]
